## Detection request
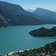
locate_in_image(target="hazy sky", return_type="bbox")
[0,0,56,11]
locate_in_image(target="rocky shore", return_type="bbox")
[0,41,56,56]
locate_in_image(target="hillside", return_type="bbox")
[29,27,56,37]
[0,1,42,27]
[33,8,56,24]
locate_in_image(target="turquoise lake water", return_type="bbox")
[0,24,56,54]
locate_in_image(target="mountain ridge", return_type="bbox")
[0,1,56,28]
[33,8,56,24]
[0,1,42,27]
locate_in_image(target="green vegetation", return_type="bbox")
[29,27,56,37]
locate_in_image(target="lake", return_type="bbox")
[0,24,56,54]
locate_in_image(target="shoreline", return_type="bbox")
[0,41,56,56]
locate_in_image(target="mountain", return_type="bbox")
[0,1,42,27]
[33,8,56,24]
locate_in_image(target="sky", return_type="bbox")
[0,0,56,11]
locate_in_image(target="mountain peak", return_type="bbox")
[34,8,56,15]
[34,8,51,12]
